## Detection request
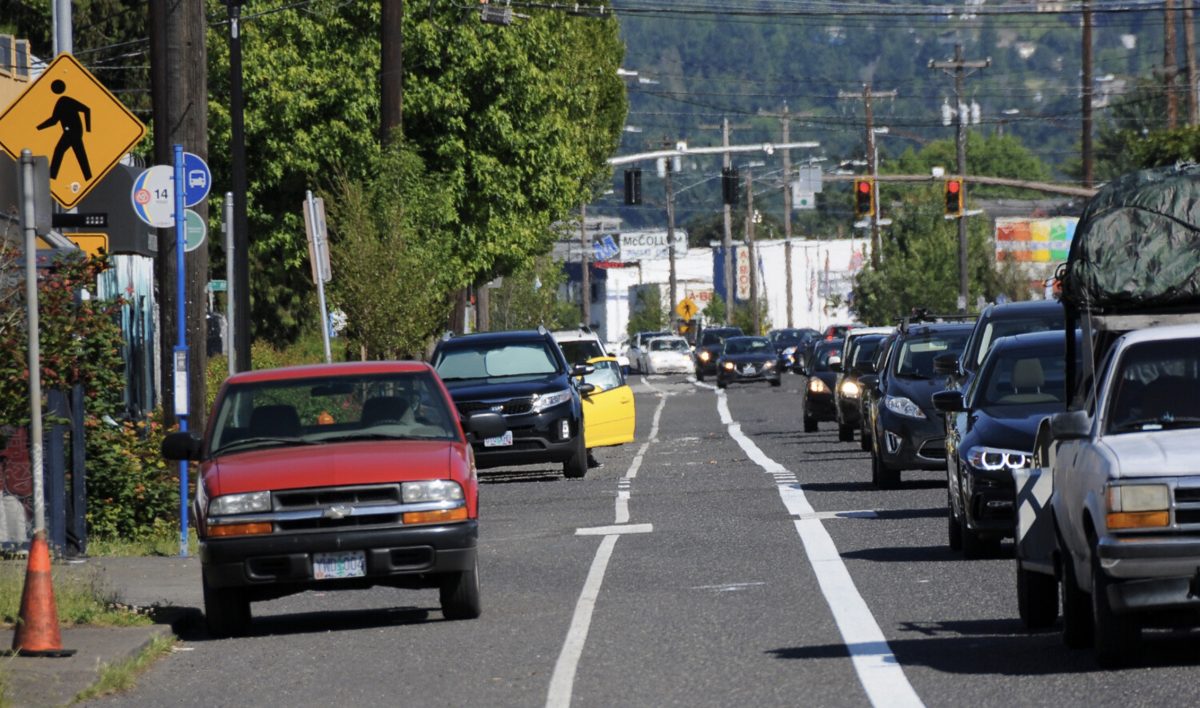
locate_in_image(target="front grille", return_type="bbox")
[918,439,946,460]
[272,484,403,533]
[1176,509,1200,525]
[456,398,533,416]
[1175,487,1200,504]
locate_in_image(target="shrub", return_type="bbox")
[84,412,182,541]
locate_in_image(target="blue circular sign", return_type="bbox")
[182,152,211,208]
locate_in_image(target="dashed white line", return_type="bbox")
[713,390,924,708]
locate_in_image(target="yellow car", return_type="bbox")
[580,356,636,449]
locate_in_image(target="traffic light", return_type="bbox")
[722,167,739,206]
[944,178,963,216]
[624,168,642,205]
[853,178,873,218]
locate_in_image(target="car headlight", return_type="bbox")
[209,491,271,516]
[532,389,573,412]
[699,351,712,362]
[840,380,861,397]
[402,480,465,503]
[808,378,830,394]
[884,395,926,419]
[1107,483,1170,529]
[722,361,735,370]
[783,346,796,357]
[966,445,1030,471]
[763,361,775,369]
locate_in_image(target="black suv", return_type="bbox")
[694,326,744,380]
[432,328,592,478]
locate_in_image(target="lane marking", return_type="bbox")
[690,581,767,592]
[546,385,669,708]
[712,389,924,708]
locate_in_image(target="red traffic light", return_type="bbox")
[944,178,963,215]
[857,180,871,194]
[853,178,874,218]
[946,179,961,194]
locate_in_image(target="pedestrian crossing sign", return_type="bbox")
[0,53,146,208]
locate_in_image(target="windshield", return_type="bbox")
[1106,338,1200,433]
[559,340,605,365]
[435,342,560,380]
[209,371,459,455]
[650,338,688,352]
[701,328,742,345]
[977,346,1067,406]
[810,343,842,372]
[724,337,771,355]
[972,314,1064,369]
[850,337,883,369]
[894,332,970,379]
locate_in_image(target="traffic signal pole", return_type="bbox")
[930,44,988,314]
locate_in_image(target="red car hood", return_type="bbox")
[204,440,463,497]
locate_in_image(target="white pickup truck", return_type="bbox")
[1014,163,1200,668]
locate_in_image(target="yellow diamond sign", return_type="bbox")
[676,297,698,320]
[0,53,146,208]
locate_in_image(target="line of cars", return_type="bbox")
[163,324,638,636]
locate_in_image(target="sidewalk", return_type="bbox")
[1,556,202,707]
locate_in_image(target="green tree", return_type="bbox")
[893,132,1053,197]
[626,286,665,337]
[703,293,727,326]
[488,255,578,331]
[730,299,770,335]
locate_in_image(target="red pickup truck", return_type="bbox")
[162,361,505,637]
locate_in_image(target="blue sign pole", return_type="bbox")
[173,145,190,557]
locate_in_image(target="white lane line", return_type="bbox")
[546,386,669,708]
[713,390,924,708]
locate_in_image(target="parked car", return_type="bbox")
[768,327,819,371]
[833,327,893,442]
[863,321,972,488]
[801,338,844,432]
[693,326,744,380]
[715,336,782,389]
[936,299,1065,393]
[625,330,672,374]
[934,331,1070,558]
[431,328,595,478]
[160,361,504,636]
[640,335,693,375]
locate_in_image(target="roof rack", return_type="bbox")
[896,308,974,333]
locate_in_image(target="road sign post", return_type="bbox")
[304,190,332,363]
[172,145,189,558]
[0,53,146,208]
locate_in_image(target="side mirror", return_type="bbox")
[161,431,202,461]
[571,364,595,377]
[465,411,506,440]
[578,382,596,395]
[931,390,965,413]
[932,352,959,376]
[859,373,879,391]
[1050,409,1092,440]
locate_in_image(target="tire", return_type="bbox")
[563,428,587,479]
[961,524,998,559]
[1060,555,1093,649]
[769,378,781,387]
[696,368,705,382]
[203,572,251,638]
[873,454,900,489]
[947,490,963,551]
[859,429,871,451]
[838,423,854,442]
[717,379,727,389]
[1091,554,1139,667]
[1017,560,1059,629]
[440,556,482,621]
[804,415,818,433]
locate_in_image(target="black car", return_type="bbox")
[858,332,897,451]
[693,326,744,380]
[431,328,593,478]
[934,331,1069,557]
[768,327,819,371]
[801,338,843,432]
[864,322,972,488]
[936,299,1064,394]
[716,336,782,389]
[834,333,888,442]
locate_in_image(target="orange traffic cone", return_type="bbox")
[7,530,75,657]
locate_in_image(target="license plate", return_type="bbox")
[484,430,513,447]
[313,550,366,580]
[742,364,756,375]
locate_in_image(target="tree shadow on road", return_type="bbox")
[179,605,435,641]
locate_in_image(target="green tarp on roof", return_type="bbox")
[1061,162,1200,313]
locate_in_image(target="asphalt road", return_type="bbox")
[95,374,1200,707]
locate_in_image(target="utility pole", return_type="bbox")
[839,85,897,269]
[580,202,590,326]
[664,148,678,321]
[781,107,794,327]
[1185,1,1198,125]
[930,44,988,315]
[381,0,403,144]
[1166,0,1179,130]
[1082,0,1094,186]
[745,166,759,335]
[226,0,250,373]
[722,118,733,324]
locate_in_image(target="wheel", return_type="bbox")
[1060,555,1093,649]
[769,378,781,387]
[717,379,727,389]
[838,423,854,442]
[961,524,998,559]
[440,556,482,620]
[873,454,900,489]
[563,428,587,479]
[202,572,250,638]
[803,415,818,433]
[947,490,963,551]
[1091,553,1139,667]
[696,368,705,382]
[859,428,871,451]
[1017,560,1059,629]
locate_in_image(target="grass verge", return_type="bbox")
[0,563,153,628]
[87,530,199,558]
[73,633,176,703]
